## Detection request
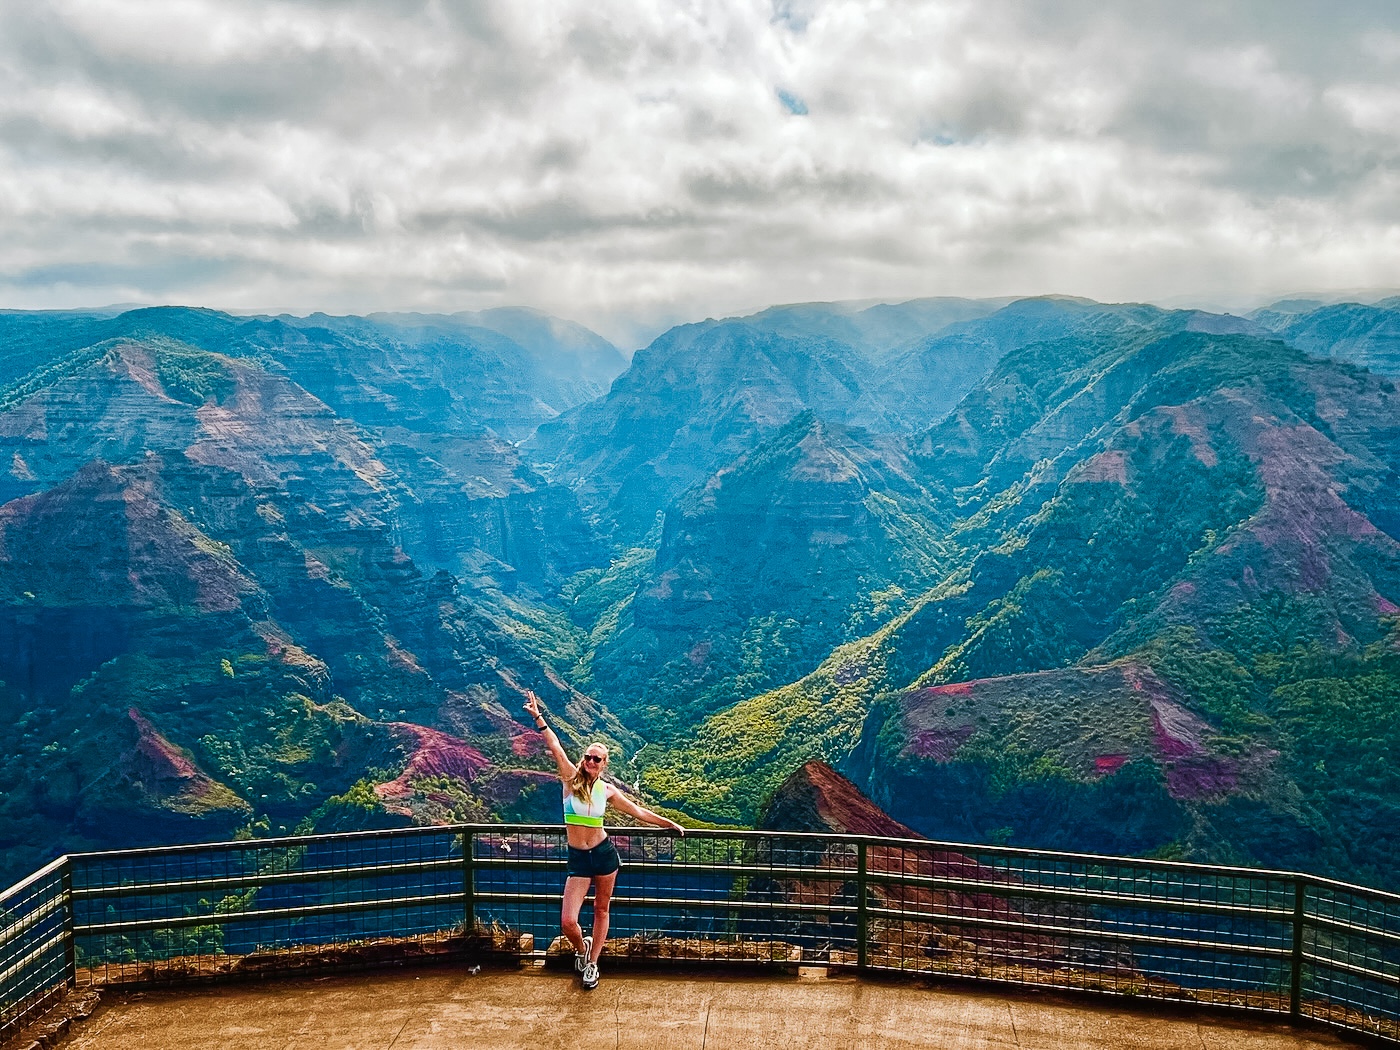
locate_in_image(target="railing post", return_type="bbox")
[463,829,476,935]
[60,857,77,989]
[856,840,868,971]
[1290,876,1306,1019]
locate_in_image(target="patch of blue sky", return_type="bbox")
[915,122,961,147]
[770,1,811,33]
[776,88,808,116]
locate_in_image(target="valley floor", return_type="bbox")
[56,965,1354,1050]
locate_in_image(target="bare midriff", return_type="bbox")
[567,825,608,850]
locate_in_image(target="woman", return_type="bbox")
[524,690,684,990]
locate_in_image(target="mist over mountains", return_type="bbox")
[1,295,1398,890]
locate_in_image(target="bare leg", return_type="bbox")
[589,871,616,962]
[561,876,592,953]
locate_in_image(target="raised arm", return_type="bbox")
[523,690,576,782]
[605,784,686,834]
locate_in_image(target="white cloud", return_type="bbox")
[0,0,1397,346]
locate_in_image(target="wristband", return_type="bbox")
[535,719,547,730]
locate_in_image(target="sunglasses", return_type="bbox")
[582,754,605,764]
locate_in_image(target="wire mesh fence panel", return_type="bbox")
[471,829,856,965]
[1300,878,1400,1040]
[69,826,468,986]
[0,859,69,1040]
[861,840,1297,1013]
[470,826,565,945]
[735,831,858,962]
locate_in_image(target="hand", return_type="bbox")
[523,690,541,719]
[670,820,686,836]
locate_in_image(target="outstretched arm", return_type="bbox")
[606,785,686,834]
[523,690,576,782]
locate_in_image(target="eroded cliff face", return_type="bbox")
[529,320,875,542]
[639,416,943,634]
[527,300,1010,543]
[759,759,922,839]
[0,313,629,883]
[586,414,948,734]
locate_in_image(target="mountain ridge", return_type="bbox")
[3,294,1400,889]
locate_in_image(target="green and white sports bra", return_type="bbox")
[563,780,608,827]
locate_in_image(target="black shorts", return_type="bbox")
[567,838,621,878]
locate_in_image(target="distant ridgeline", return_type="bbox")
[0,296,1397,890]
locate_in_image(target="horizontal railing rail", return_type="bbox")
[3,824,1398,1044]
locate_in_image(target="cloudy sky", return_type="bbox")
[2,1,1399,346]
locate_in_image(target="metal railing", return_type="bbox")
[0,858,69,1038]
[3,825,1399,1043]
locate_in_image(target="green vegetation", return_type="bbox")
[1137,627,1270,741]
[560,548,656,633]
[150,338,237,405]
[636,580,981,824]
[1266,626,1400,885]
[1276,667,1400,795]
[294,778,389,834]
[489,592,589,675]
[641,651,882,824]
[935,425,1264,684]
[0,340,110,412]
[954,733,1076,798]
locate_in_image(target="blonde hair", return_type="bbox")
[569,743,610,800]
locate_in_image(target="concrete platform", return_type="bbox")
[60,965,1356,1050]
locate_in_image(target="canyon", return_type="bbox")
[1,295,1397,889]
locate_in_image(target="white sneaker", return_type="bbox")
[581,961,599,990]
[575,936,591,973]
